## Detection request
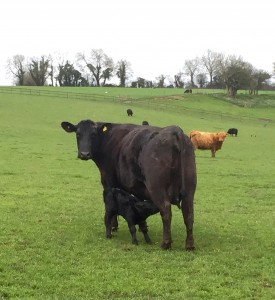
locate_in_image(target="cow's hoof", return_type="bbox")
[106,234,112,239]
[185,240,195,251]
[132,240,139,245]
[161,242,171,250]
[111,227,118,232]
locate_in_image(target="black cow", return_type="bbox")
[184,89,192,94]
[227,128,238,137]
[142,121,149,125]
[61,120,197,250]
[103,188,159,245]
[127,109,133,116]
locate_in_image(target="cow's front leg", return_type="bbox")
[159,204,172,250]
[211,148,216,158]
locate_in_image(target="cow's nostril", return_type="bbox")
[80,152,91,159]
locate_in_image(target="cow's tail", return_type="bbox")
[179,131,197,207]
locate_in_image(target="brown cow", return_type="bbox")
[189,130,227,158]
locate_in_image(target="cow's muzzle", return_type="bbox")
[79,152,91,160]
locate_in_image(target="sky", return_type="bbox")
[0,0,274,85]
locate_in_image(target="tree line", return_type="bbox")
[6,49,274,97]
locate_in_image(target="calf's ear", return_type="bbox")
[61,121,77,133]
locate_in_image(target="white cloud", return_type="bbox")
[1,0,274,85]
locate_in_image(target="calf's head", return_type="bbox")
[61,120,109,160]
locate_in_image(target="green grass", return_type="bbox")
[0,89,275,299]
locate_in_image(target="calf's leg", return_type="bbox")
[138,221,152,244]
[104,210,116,239]
[127,221,138,245]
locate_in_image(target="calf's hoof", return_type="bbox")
[145,238,152,244]
[111,226,118,232]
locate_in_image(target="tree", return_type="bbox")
[201,50,223,87]
[249,69,270,95]
[56,61,83,86]
[174,72,184,88]
[76,49,114,86]
[216,55,253,97]
[27,56,51,86]
[116,60,132,87]
[183,58,200,87]
[6,55,26,85]
[196,73,208,88]
[156,75,166,88]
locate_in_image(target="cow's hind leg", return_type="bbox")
[159,203,172,250]
[138,221,152,244]
[181,192,195,251]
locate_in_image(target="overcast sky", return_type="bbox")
[1,0,274,85]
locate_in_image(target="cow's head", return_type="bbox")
[217,132,227,142]
[61,120,110,160]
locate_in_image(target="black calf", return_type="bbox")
[103,188,159,245]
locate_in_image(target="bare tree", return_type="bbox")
[116,59,133,87]
[76,49,114,86]
[27,56,51,86]
[6,55,26,85]
[183,58,200,87]
[174,71,184,88]
[201,50,223,87]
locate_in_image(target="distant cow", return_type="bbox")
[184,89,192,93]
[61,120,197,250]
[103,188,159,245]
[227,128,238,137]
[189,130,227,158]
[127,109,133,116]
[142,121,149,125]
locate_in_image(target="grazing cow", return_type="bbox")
[189,130,227,158]
[142,120,149,125]
[184,89,192,94]
[61,120,197,250]
[127,109,133,116]
[227,128,238,137]
[103,187,159,245]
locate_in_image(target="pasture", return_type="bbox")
[0,88,275,299]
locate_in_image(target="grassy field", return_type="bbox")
[0,88,275,299]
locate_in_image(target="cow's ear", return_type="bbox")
[61,121,77,133]
[99,123,112,133]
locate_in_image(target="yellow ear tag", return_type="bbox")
[102,126,107,132]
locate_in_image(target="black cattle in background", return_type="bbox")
[142,121,149,125]
[184,89,192,93]
[227,128,238,137]
[127,109,133,116]
[103,188,159,245]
